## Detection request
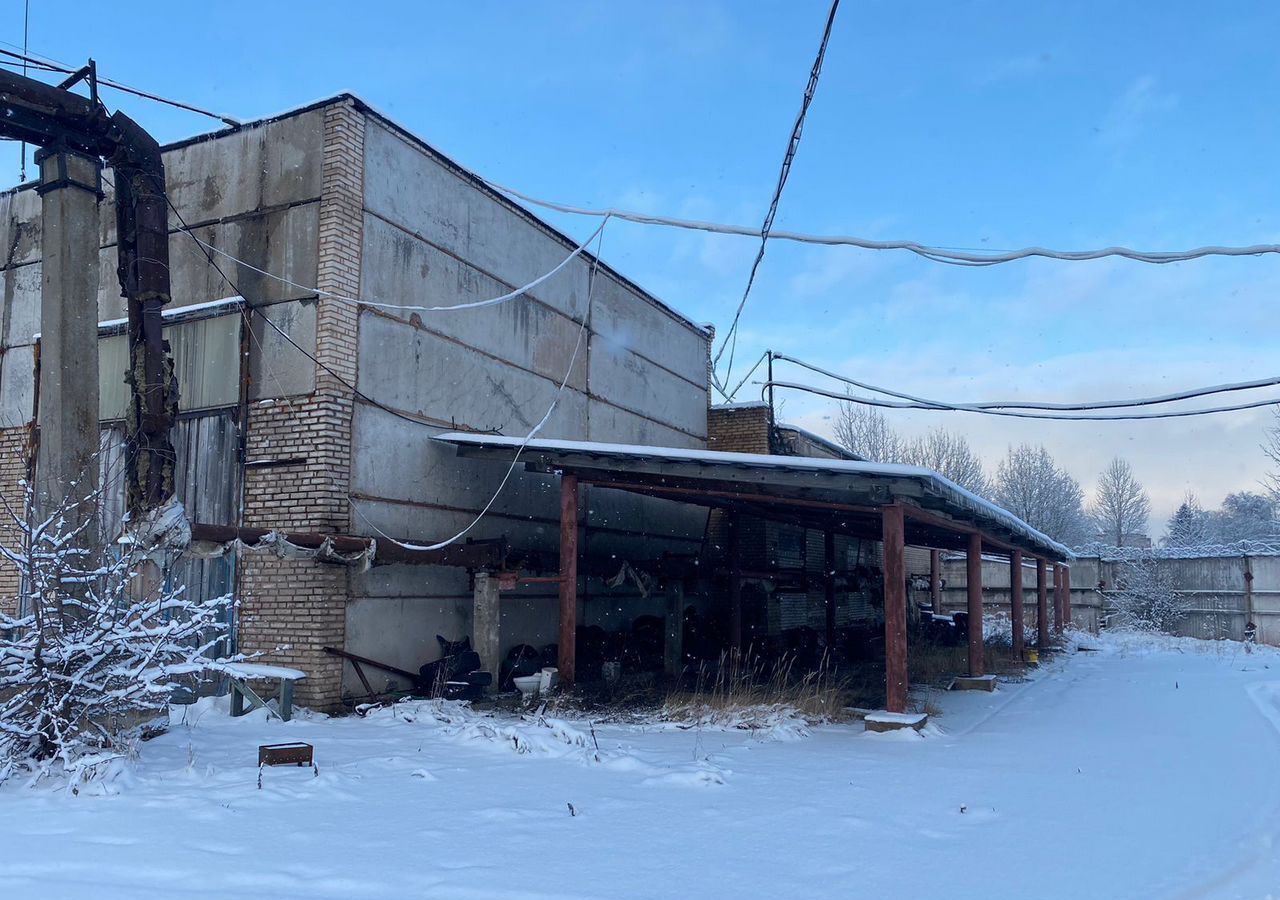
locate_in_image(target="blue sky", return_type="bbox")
[12,0,1280,532]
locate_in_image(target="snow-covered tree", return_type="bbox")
[0,479,234,785]
[1163,492,1211,548]
[901,428,991,496]
[832,402,903,463]
[1089,458,1150,547]
[1110,554,1182,633]
[1208,491,1277,544]
[991,444,1089,546]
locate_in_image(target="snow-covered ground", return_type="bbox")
[4,632,1280,899]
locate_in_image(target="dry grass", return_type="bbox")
[663,649,853,724]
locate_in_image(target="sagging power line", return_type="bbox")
[486,179,1280,268]
[0,47,241,126]
[772,352,1280,412]
[764,380,1280,421]
[713,0,840,397]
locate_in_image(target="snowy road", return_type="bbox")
[3,633,1280,899]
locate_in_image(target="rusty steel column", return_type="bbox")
[1036,557,1050,650]
[1053,564,1065,633]
[728,514,743,653]
[824,530,837,647]
[558,473,579,686]
[930,548,941,609]
[1063,565,1072,628]
[882,504,908,713]
[966,533,984,677]
[1010,550,1025,660]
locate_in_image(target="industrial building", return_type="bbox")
[0,93,1074,714]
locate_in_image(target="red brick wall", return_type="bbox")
[707,404,772,454]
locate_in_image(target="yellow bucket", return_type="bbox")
[1026,649,1040,665]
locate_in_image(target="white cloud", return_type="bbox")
[1096,75,1178,150]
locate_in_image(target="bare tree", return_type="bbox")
[1090,457,1151,547]
[992,444,1089,546]
[902,428,990,496]
[832,402,903,463]
[1265,409,1280,502]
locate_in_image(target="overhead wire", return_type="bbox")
[771,351,1280,412]
[351,219,608,552]
[148,165,608,551]
[484,179,1280,267]
[713,0,840,397]
[142,167,467,434]
[763,379,1280,421]
[185,217,609,313]
[0,46,241,125]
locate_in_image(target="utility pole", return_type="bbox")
[34,143,101,542]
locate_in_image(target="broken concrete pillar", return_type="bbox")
[35,146,101,542]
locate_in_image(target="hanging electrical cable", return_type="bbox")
[183,216,608,313]
[484,179,1280,267]
[351,220,608,552]
[763,379,1280,421]
[771,352,1280,412]
[713,0,840,397]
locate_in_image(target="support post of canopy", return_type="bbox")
[558,474,579,686]
[930,548,941,610]
[882,504,908,713]
[1036,557,1050,651]
[824,530,837,647]
[1010,550,1025,660]
[966,533,984,677]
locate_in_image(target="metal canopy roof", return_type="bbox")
[434,434,1073,563]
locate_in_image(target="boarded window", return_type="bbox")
[99,313,240,420]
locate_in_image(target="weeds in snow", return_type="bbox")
[661,649,849,733]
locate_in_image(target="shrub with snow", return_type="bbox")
[1109,554,1183,634]
[0,481,235,786]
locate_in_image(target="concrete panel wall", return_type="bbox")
[0,108,327,425]
[346,115,710,693]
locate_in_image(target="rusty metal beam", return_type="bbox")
[824,530,837,646]
[882,504,908,713]
[967,532,984,677]
[1037,557,1050,650]
[1053,564,1065,633]
[558,474,579,686]
[1010,549,1025,660]
[728,513,743,652]
[1063,565,1072,628]
[930,548,941,608]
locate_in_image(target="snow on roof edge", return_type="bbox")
[433,432,1073,561]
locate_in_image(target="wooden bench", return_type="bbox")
[224,663,307,722]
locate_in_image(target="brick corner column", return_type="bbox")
[236,99,367,712]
